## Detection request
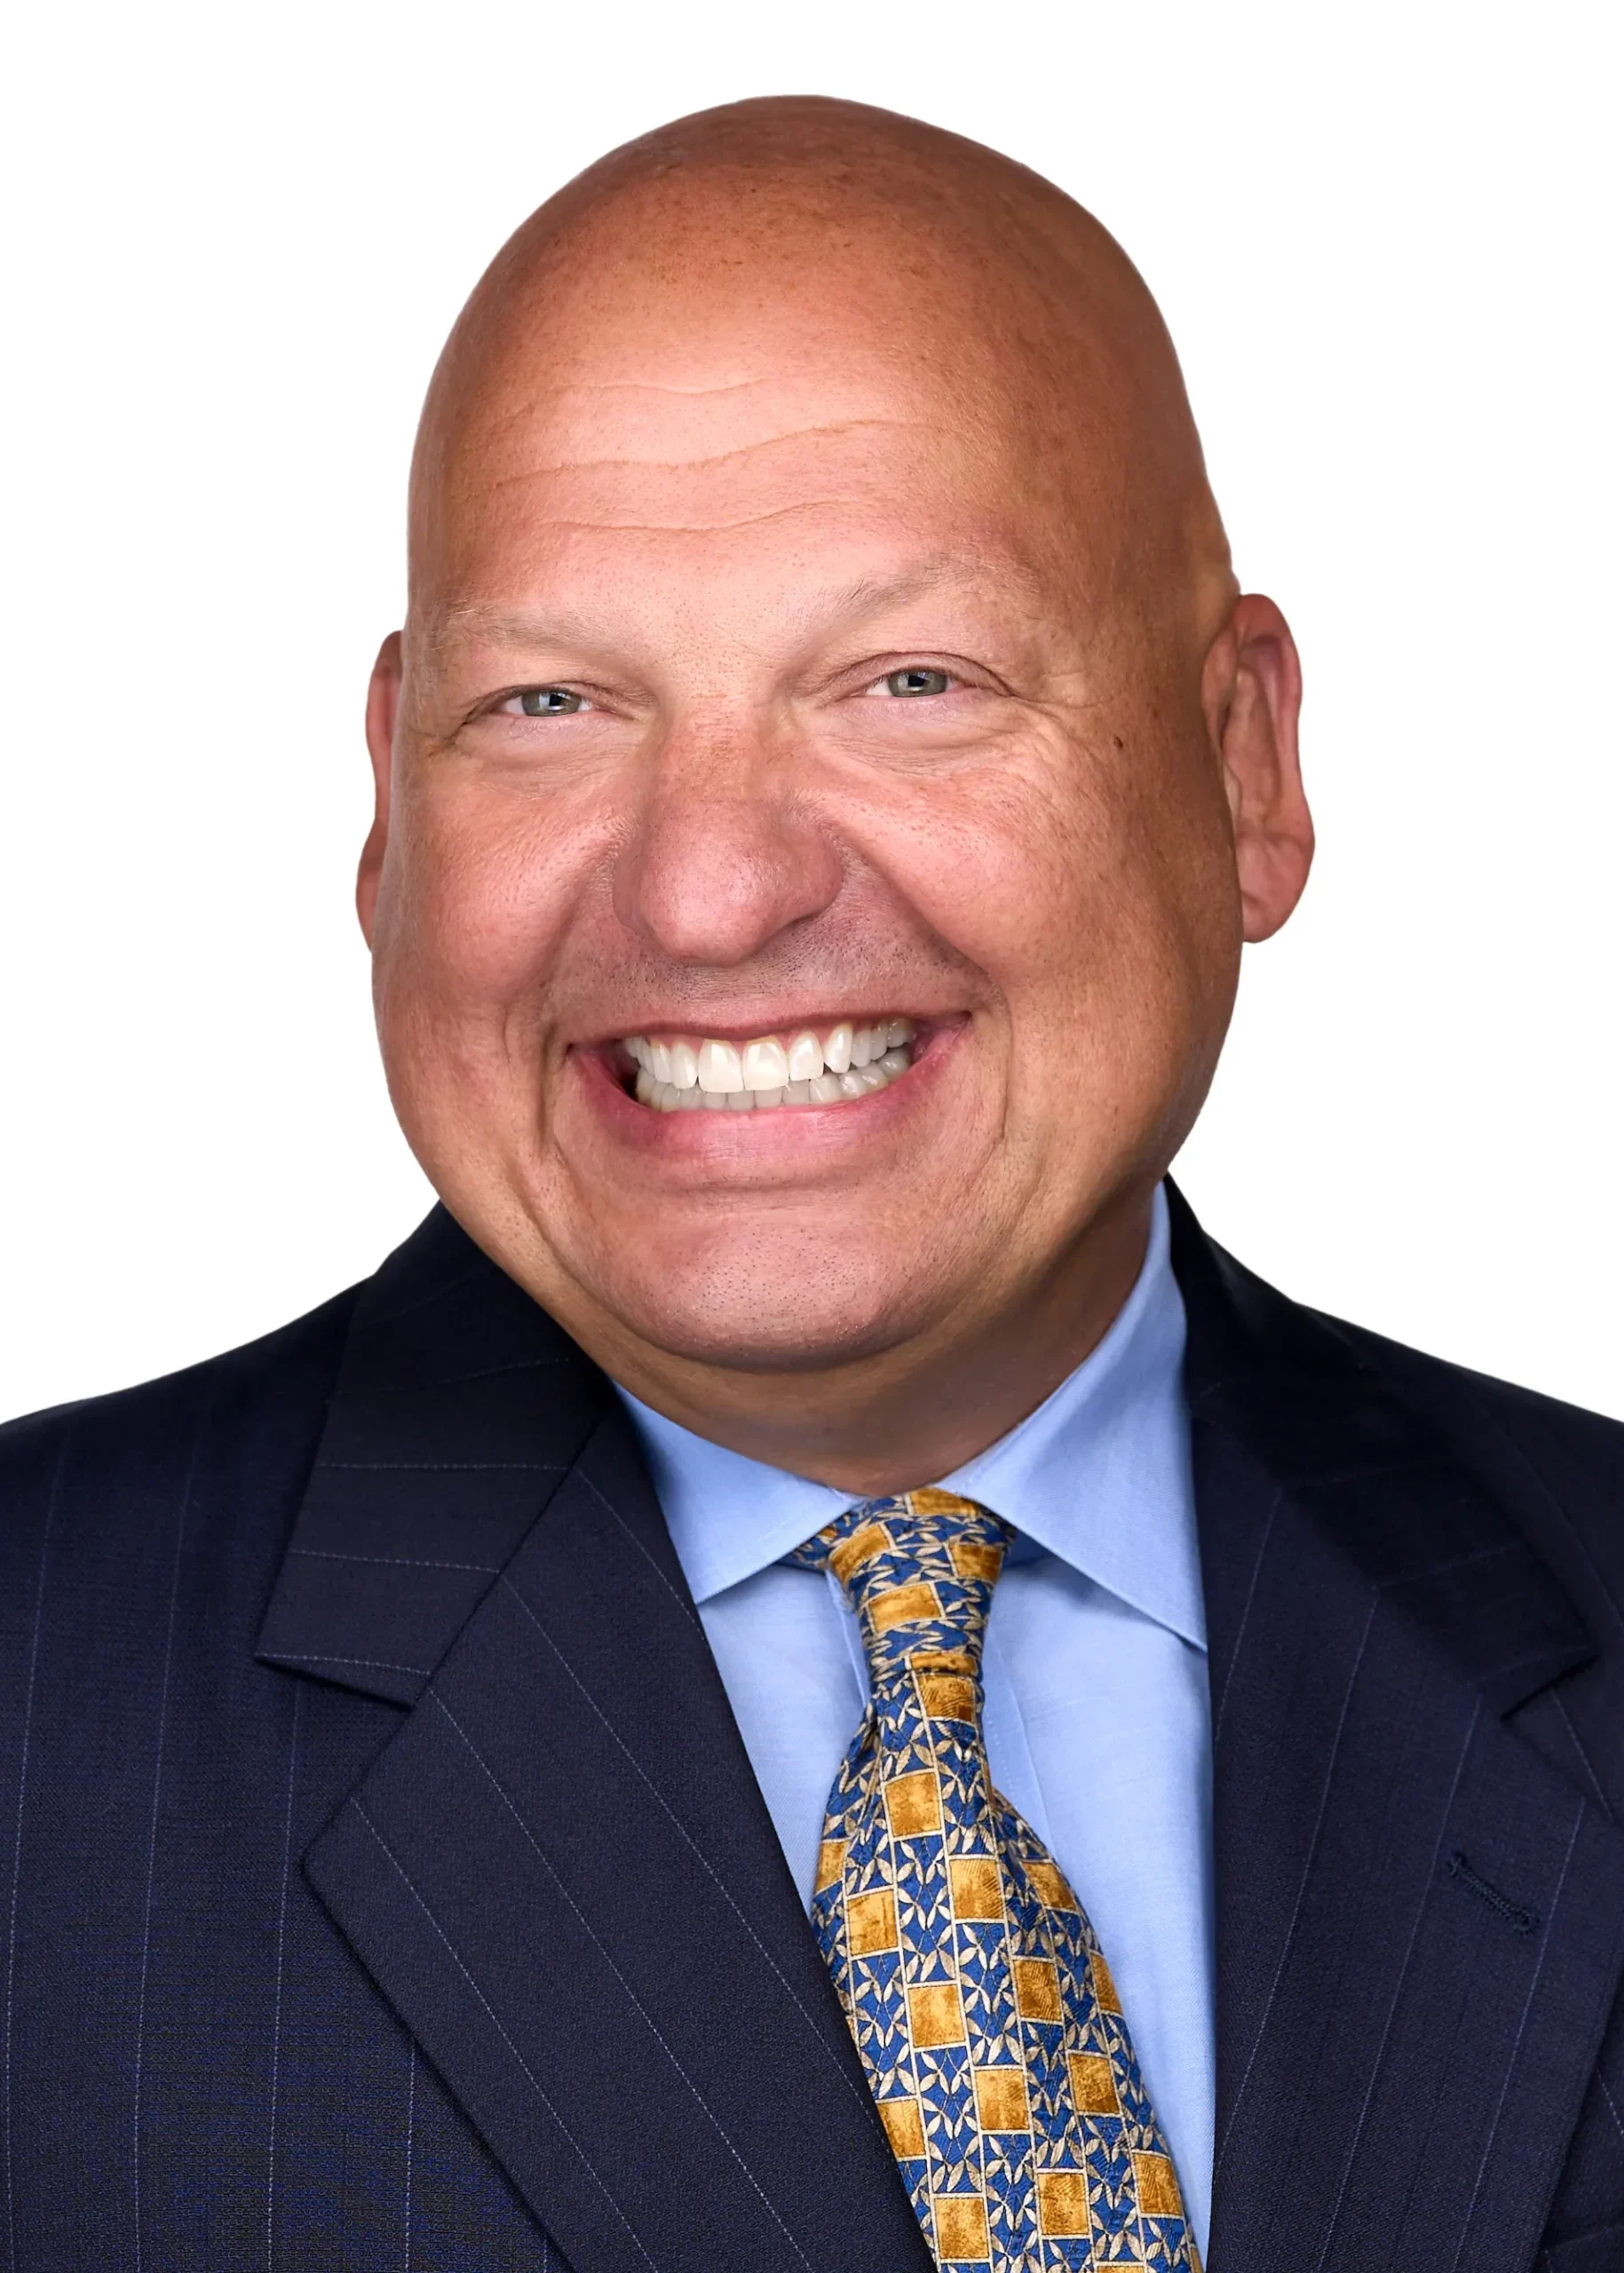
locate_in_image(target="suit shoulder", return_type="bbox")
[1319,1309,1624,1468]
[1312,1307,1624,1601]
[1176,1195,1624,1491]
[0,1279,363,1512]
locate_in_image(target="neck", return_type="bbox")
[590,1187,1156,1494]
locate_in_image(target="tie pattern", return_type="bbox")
[796,1489,1199,2272]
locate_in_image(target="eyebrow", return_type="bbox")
[419,552,1047,660]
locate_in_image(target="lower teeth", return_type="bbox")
[634,1046,913,1113]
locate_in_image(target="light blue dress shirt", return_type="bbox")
[615,1183,1214,2254]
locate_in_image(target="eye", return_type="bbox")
[502,686,590,717]
[872,666,955,699]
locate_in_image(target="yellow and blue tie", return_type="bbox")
[796,1489,1199,2272]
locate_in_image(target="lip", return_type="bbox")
[569,1014,967,1166]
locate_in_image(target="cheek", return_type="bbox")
[871,741,1137,1007]
[375,770,595,1017]
[874,730,1233,1105]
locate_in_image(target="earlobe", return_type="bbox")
[1206,594,1313,944]
[358,632,404,947]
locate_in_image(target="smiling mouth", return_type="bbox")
[619,1018,918,1113]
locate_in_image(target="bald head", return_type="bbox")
[362,97,1309,1486]
[408,97,1233,652]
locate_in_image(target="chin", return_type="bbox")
[599,1245,931,1376]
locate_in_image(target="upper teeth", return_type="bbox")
[623,1018,916,1112]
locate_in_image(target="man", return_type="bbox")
[2,93,1620,2273]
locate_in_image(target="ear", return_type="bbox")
[358,631,403,947]
[1201,593,1313,943]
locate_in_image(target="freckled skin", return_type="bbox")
[360,98,1313,1491]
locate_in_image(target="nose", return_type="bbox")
[612,712,844,966]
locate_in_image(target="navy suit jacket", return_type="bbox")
[4,1188,1624,2271]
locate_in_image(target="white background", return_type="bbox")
[3,0,1620,1422]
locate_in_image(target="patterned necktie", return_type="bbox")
[796,1488,1200,2272]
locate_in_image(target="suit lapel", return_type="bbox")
[1169,1190,1624,2273]
[268,1193,1624,2273]
[257,1206,609,1702]
[257,1208,929,2273]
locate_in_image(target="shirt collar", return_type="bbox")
[615,1182,1202,1649]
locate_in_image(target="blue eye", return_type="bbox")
[516,687,585,717]
[883,668,952,697]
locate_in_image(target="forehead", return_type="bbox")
[424,392,1097,690]
[440,349,1034,574]
[416,195,1131,622]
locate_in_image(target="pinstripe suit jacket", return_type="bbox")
[3,1188,1624,2272]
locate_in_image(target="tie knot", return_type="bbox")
[795,1489,1011,1683]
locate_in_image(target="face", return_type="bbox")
[361,222,1300,1414]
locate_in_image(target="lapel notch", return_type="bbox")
[256,1206,607,1702]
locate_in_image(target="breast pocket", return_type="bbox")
[1540,2224,1624,2272]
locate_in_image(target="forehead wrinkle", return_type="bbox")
[491,375,824,404]
[417,550,1049,661]
[448,498,885,540]
[470,379,881,453]
[793,554,1054,630]
[478,417,929,487]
